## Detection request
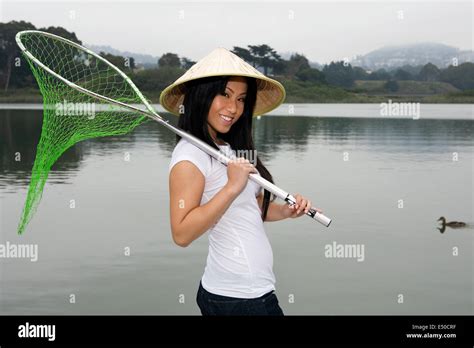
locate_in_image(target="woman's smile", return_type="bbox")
[219,114,234,125]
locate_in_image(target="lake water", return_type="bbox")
[0,104,472,315]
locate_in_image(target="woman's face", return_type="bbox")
[207,76,248,141]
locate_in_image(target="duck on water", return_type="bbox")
[437,217,467,233]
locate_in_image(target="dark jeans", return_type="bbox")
[196,281,284,316]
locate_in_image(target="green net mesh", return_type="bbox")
[17,31,149,234]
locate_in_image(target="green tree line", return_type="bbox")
[1,20,473,100]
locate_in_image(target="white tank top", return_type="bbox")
[169,138,275,298]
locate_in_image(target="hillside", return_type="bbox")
[351,42,473,70]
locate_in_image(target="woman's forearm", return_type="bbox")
[263,202,288,222]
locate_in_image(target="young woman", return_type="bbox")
[161,48,322,316]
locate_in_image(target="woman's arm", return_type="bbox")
[256,193,287,222]
[169,161,240,247]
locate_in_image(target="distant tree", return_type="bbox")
[323,61,355,88]
[397,64,423,77]
[393,68,413,81]
[368,69,391,80]
[353,66,370,80]
[247,44,282,75]
[40,26,81,44]
[159,53,180,68]
[295,68,326,84]
[384,79,399,92]
[272,59,288,75]
[133,66,185,92]
[284,53,311,76]
[180,57,196,69]
[418,63,440,82]
[0,22,82,91]
[129,57,136,70]
[99,52,134,70]
[440,62,474,90]
[0,21,36,91]
[231,46,253,65]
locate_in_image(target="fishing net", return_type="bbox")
[16,31,149,234]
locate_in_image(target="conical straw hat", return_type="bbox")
[159,47,286,117]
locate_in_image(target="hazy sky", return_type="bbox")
[1,0,472,64]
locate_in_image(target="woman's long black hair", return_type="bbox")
[175,75,277,221]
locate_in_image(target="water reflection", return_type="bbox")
[1,109,473,191]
